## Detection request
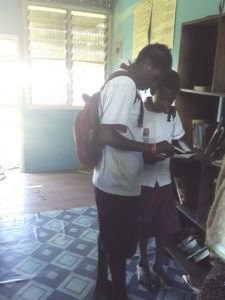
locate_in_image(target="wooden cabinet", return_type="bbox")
[167,13,225,290]
[178,14,225,93]
[168,157,220,289]
[177,14,225,147]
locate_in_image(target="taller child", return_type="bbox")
[93,44,173,300]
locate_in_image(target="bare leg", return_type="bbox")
[137,236,156,289]
[153,237,173,289]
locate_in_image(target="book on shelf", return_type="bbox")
[216,96,225,123]
[173,177,186,205]
[204,118,225,159]
[175,119,225,162]
[192,119,211,150]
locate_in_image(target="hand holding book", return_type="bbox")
[173,139,192,154]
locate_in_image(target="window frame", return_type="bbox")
[0,34,21,109]
[24,2,111,109]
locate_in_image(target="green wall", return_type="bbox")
[23,109,79,172]
[111,0,140,70]
[111,0,220,70]
[172,0,218,70]
[0,0,222,172]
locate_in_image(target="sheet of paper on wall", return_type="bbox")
[132,0,153,60]
[150,0,177,49]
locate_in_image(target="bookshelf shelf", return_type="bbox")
[170,12,225,291]
[181,88,225,98]
[176,202,206,232]
[165,242,211,288]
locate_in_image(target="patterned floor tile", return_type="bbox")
[13,280,54,300]
[0,206,197,299]
[57,272,95,299]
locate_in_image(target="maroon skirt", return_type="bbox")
[138,184,181,238]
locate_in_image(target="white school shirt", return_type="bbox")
[92,73,144,196]
[141,107,185,187]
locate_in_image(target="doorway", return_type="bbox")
[0,35,22,178]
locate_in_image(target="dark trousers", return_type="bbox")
[95,187,139,299]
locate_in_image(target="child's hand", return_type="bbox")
[156,141,175,157]
[142,141,174,164]
[142,153,160,164]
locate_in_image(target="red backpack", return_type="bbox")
[74,70,141,168]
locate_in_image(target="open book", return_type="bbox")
[173,140,197,159]
[174,118,225,160]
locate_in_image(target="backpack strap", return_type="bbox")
[101,69,144,127]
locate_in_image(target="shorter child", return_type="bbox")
[137,70,191,289]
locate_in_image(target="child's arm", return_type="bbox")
[171,109,192,153]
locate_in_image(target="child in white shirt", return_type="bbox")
[137,70,190,290]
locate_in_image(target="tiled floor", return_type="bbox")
[0,206,196,300]
[0,170,197,299]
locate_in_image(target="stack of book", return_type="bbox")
[192,119,210,150]
[186,118,225,160]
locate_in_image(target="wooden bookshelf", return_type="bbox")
[176,202,205,232]
[170,13,225,290]
[181,88,225,98]
[166,242,211,288]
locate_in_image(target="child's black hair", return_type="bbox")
[135,44,173,126]
[160,69,180,96]
[135,43,172,70]
[160,70,180,122]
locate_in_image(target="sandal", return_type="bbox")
[152,265,173,290]
[137,263,156,289]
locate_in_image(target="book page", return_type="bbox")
[150,0,176,49]
[132,0,153,59]
[173,153,198,159]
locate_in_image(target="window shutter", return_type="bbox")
[71,11,108,105]
[26,5,108,106]
[28,5,67,60]
[71,11,108,63]
[27,6,68,105]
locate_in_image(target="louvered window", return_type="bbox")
[71,11,107,105]
[27,5,108,106]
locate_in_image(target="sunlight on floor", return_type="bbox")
[0,108,21,171]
